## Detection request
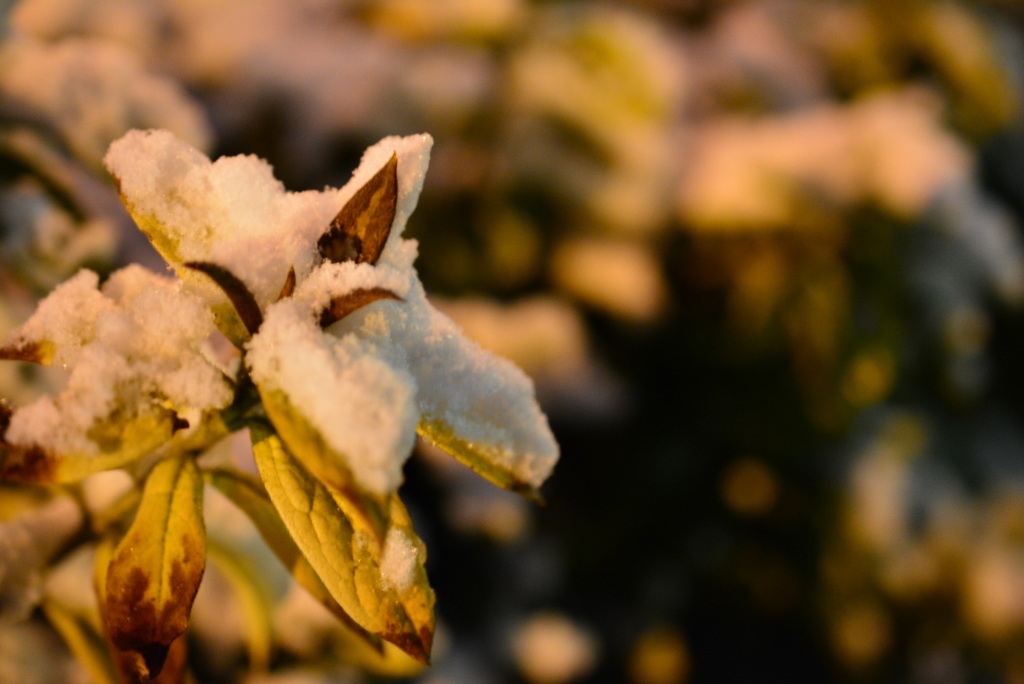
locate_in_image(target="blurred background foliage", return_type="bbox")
[4,0,1024,682]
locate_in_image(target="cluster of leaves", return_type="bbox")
[0,138,554,682]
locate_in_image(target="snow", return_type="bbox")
[3,265,232,456]
[379,527,418,592]
[247,297,419,496]
[101,127,557,497]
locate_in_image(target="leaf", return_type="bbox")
[406,303,559,501]
[319,288,404,328]
[184,261,263,337]
[206,467,381,650]
[418,420,545,503]
[257,388,390,539]
[1,408,182,484]
[95,537,191,684]
[278,266,297,301]
[0,339,54,364]
[111,175,185,267]
[205,538,273,671]
[103,454,206,682]
[250,423,435,663]
[42,597,118,684]
[318,153,398,266]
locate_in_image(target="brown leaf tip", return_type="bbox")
[384,625,434,665]
[318,152,399,267]
[0,340,49,364]
[278,266,297,301]
[184,261,264,337]
[0,399,11,438]
[170,413,190,433]
[319,287,404,328]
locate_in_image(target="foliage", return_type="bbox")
[0,128,557,683]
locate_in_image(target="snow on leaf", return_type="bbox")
[0,266,232,476]
[250,423,435,663]
[395,285,560,497]
[319,287,404,328]
[318,153,398,266]
[1,407,182,484]
[103,454,206,682]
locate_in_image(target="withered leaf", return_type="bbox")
[184,261,263,337]
[318,153,398,266]
[0,339,54,364]
[0,399,11,438]
[278,266,297,301]
[104,454,206,682]
[319,287,404,328]
[250,423,435,663]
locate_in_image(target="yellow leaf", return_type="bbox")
[250,423,435,662]
[103,453,206,682]
[206,467,381,650]
[418,419,545,502]
[111,179,185,267]
[205,538,273,671]
[42,596,118,684]
[2,408,183,484]
[258,387,390,538]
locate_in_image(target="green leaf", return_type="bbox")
[250,422,435,663]
[103,454,206,682]
[318,153,398,266]
[257,387,390,539]
[184,261,264,338]
[2,408,184,484]
[206,467,381,650]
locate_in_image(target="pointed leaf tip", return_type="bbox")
[318,153,398,266]
[278,267,297,301]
